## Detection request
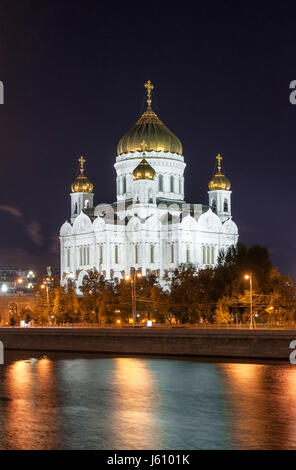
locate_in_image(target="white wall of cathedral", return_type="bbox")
[60,208,238,290]
[114,151,186,202]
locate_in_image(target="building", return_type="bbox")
[0,267,37,294]
[60,81,238,290]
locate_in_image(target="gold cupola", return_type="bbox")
[208,154,231,191]
[117,80,183,156]
[133,154,156,180]
[71,156,94,193]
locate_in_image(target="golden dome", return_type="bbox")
[208,154,231,191]
[71,156,94,193]
[117,80,183,156]
[133,156,156,180]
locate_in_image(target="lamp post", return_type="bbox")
[125,269,142,326]
[244,273,255,329]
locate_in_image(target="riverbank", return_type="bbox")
[0,327,295,359]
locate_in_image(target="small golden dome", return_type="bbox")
[71,156,94,193]
[208,154,231,191]
[133,155,156,180]
[117,80,183,156]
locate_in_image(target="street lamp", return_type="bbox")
[244,273,255,329]
[125,270,142,326]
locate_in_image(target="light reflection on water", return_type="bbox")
[0,352,295,450]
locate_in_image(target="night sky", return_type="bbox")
[0,1,295,276]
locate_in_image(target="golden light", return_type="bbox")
[128,318,133,324]
[137,273,142,278]
[244,274,250,280]
[17,278,23,284]
[116,319,121,324]
[125,275,130,281]
[40,284,45,289]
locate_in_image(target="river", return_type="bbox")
[0,351,295,450]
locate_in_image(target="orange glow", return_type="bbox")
[17,278,23,284]
[3,358,59,449]
[40,284,45,289]
[244,274,250,280]
[116,319,121,324]
[112,358,161,448]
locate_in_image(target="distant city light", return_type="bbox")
[1,284,7,293]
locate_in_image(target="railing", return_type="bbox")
[2,322,296,330]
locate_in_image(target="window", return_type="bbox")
[211,199,217,212]
[171,244,174,263]
[84,200,90,209]
[135,245,139,264]
[122,176,126,194]
[159,174,163,192]
[179,177,182,194]
[202,246,206,264]
[186,245,190,263]
[170,175,174,193]
[207,246,210,264]
[115,245,119,264]
[211,246,215,264]
[224,199,228,212]
[80,246,89,266]
[148,189,153,203]
[67,248,71,267]
[99,245,103,264]
[74,202,78,214]
[150,245,155,264]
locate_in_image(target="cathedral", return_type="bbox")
[60,81,238,289]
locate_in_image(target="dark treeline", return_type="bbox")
[14,243,296,326]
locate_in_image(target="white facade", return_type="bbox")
[60,147,238,290]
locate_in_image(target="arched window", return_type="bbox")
[171,244,174,263]
[211,199,217,212]
[148,189,153,203]
[186,245,190,263]
[158,174,164,192]
[99,245,103,264]
[224,199,228,212]
[135,245,139,264]
[122,176,126,194]
[74,202,78,214]
[170,175,174,193]
[115,245,119,264]
[84,200,90,209]
[67,248,71,267]
[150,245,155,264]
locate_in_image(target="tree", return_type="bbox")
[80,270,116,323]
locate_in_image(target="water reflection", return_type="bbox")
[111,358,162,449]
[0,353,296,449]
[219,363,296,449]
[2,357,59,450]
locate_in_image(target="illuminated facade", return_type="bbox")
[60,81,238,289]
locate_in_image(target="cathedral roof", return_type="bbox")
[208,154,231,191]
[117,81,183,156]
[71,156,94,193]
[132,155,156,180]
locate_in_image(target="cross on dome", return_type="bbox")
[79,156,86,175]
[144,80,154,107]
[216,154,222,172]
